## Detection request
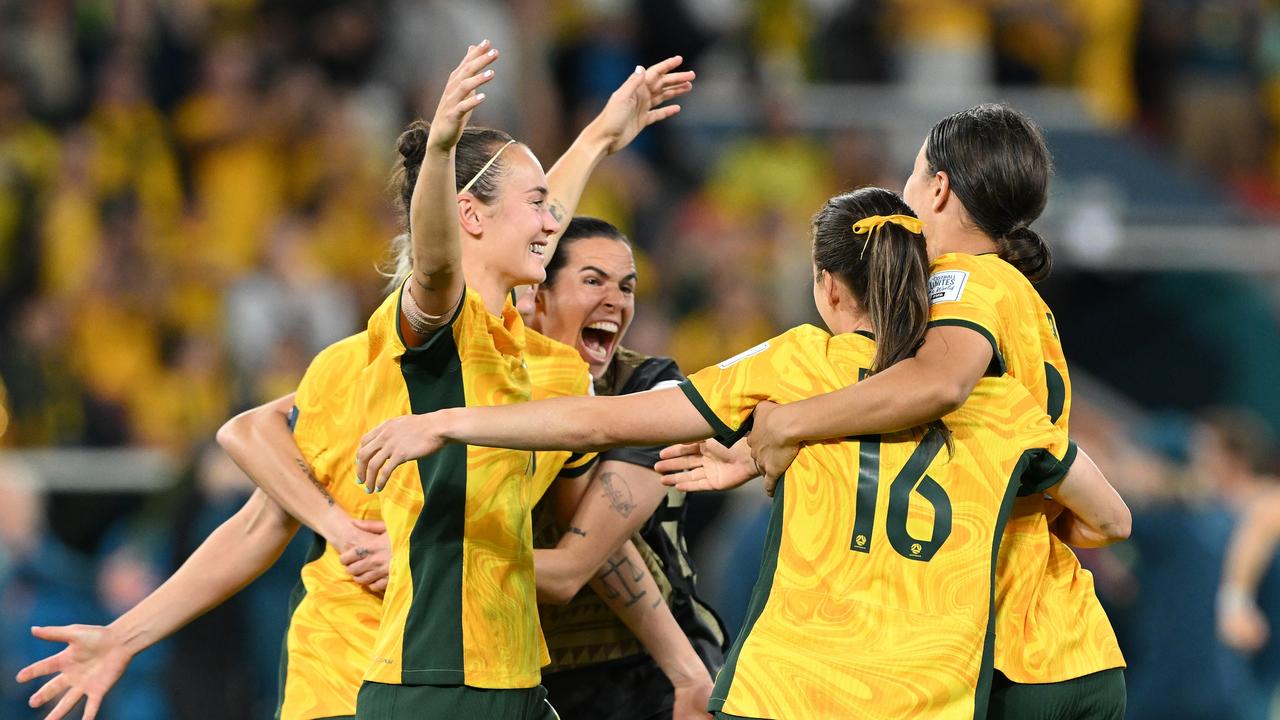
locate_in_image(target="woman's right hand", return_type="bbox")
[15,624,133,720]
[427,40,500,154]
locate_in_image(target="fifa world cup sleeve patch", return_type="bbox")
[718,341,770,369]
[928,270,970,304]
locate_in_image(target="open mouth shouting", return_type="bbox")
[579,320,619,364]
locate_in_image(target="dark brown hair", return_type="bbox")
[812,187,949,446]
[543,216,631,288]
[926,103,1054,283]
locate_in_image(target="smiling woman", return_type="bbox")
[521,215,728,719]
[535,217,636,375]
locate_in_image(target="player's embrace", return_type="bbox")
[356,187,1130,719]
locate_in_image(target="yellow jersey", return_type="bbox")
[929,252,1126,682]
[360,284,590,689]
[279,332,382,720]
[685,325,1076,720]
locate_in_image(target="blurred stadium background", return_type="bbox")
[2,0,1279,718]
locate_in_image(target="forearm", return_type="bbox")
[542,126,612,257]
[1052,511,1123,548]
[588,541,710,689]
[438,389,711,452]
[779,357,966,443]
[1222,504,1280,598]
[409,147,462,282]
[535,461,668,603]
[216,400,352,547]
[108,490,297,657]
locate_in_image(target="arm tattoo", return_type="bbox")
[548,200,566,224]
[295,457,335,507]
[567,526,588,538]
[599,472,636,519]
[597,555,648,607]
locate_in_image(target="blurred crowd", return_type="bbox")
[1,0,1280,718]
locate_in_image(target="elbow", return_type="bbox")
[216,412,251,456]
[540,576,583,606]
[1102,505,1133,544]
[925,379,969,417]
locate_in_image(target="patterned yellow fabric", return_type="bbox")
[685,325,1075,720]
[929,252,1126,682]
[525,330,599,501]
[361,284,590,689]
[279,332,382,720]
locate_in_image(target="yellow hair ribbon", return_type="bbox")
[851,214,925,258]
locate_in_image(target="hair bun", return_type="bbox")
[999,225,1052,283]
[397,120,430,167]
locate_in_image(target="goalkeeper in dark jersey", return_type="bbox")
[516,216,728,720]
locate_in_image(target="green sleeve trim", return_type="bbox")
[558,453,599,479]
[396,283,468,360]
[1017,440,1079,496]
[928,319,1007,376]
[678,379,738,442]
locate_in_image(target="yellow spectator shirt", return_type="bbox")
[360,284,591,689]
[684,325,1076,719]
[929,252,1126,682]
[279,332,382,720]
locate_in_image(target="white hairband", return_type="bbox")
[459,139,516,195]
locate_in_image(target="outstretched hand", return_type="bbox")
[15,624,132,720]
[427,40,500,154]
[356,414,448,492]
[590,56,695,155]
[655,437,758,493]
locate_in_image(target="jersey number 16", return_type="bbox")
[850,428,952,562]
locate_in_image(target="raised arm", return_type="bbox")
[749,324,993,479]
[1043,448,1132,548]
[217,395,387,588]
[402,42,500,344]
[541,56,693,258]
[16,490,297,720]
[1218,490,1280,651]
[356,388,715,491]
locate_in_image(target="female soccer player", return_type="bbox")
[520,216,728,719]
[355,187,1131,719]
[15,45,699,720]
[720,104,1128,719]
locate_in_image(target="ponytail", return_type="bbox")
[997,226,1052,284]
[926,103,1056,283]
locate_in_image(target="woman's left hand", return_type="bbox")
[590,56,695,155]
[356,415,447,492]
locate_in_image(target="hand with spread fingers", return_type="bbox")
[356,414,448,492]
[588,55,695,155]
[655,437,757,493]
[427,39,501,154]
[747,401,800,497]
[338,519,391,594]
[15,624,131,720]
